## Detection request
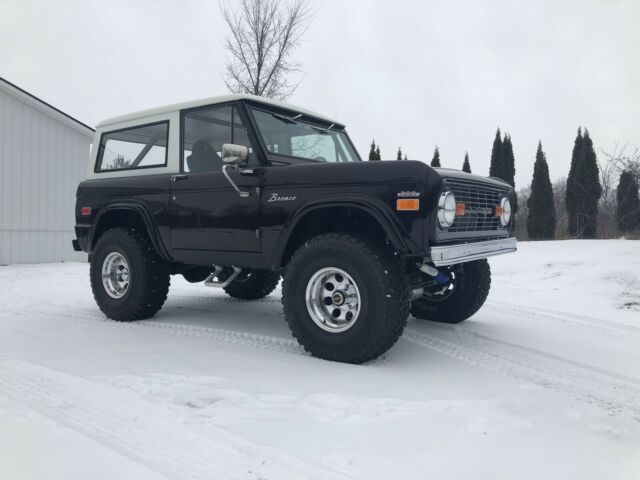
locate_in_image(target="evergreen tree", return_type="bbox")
[403,154,408,161]
[616,170,640,233]
[375,145,381,160]
[527,142,556,239]
[431,147,441,167]
[489,128,505,179]
[503,135,516,187]
[462,152,471,173]
[566,128,583,236]
[565,128,602,238]
[368,139,378,161]
[397,147,403,160]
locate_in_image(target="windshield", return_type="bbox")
[251,108,360,163]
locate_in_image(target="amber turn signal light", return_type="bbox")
[455,203,465,216]
[495,206,503,217]
[396,199,420,211]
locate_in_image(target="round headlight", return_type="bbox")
[438,191,456,227]
[500,197,512,227]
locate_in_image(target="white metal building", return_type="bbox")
[0,76,94,264]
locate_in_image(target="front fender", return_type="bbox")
[270,194,424,268]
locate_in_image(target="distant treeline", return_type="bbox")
[367,131,640,240]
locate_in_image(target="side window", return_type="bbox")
[96,122,168,172]
[182,105,257,173]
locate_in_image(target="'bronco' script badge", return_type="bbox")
[268,193,297,202]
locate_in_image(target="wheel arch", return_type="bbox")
[88,203,171,260]
[273,199,415,269]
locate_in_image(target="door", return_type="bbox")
[169,104,262,253]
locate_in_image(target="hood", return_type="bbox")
[263,160,510,191]
[432,167,512,189]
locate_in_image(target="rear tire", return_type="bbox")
[90,228,170,321]
[411,259,491,324]
[282,233,410,364]
[220,268,280,300]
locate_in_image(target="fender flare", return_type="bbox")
[271,195,421,268]
[87,202,171,260]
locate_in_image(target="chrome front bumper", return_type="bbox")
[428,237,517,266]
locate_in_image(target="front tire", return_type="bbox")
[411,259,491,324]
[90,228,170,321]
[282,233,410,364]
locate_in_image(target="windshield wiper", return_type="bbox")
[271,112,303,124]
[310,123,335,135]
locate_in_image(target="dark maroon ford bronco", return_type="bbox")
[73,94,516,363]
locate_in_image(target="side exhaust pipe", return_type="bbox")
[204,266,242,288]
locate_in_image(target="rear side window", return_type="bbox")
[96,121,169,172]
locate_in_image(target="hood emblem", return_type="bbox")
[397,191,420,197]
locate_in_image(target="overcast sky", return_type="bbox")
[2,0,638,187]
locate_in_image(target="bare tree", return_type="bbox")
[552,178,570,239]
[598,152,619,238]
[601,142,640,185]
[598,143,640,238]
[513,186,530,240]
[220,0,312,100]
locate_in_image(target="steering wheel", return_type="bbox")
[314,156,327,162]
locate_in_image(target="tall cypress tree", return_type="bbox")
[368,139,378,161]
[397,147,403,160]
[431,147,441,167]
[489,129,504,179]
[503,135,516,187]
[527,142,556,239]
[565,128,602,238]
[566,128,583,236]
[462,152,471,173]
[616,170,640,233]
[581,130,601,238]
[375,145,381,160]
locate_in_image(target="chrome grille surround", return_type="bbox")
[437,178,511,241]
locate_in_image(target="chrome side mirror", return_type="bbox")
[221,143,250,198]
[221,143,248,166]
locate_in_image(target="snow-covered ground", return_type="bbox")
[1,239,639,480]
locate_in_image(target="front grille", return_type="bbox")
[442,179,510,234]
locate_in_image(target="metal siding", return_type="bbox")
[0,88,92,264]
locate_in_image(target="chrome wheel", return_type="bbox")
[305,267,361,333]
[102,252,130,299]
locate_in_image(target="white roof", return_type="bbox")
[97,93,341,128]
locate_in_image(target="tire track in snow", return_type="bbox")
[485,300,640,340]
[10,305,307,356]
[5,305,389,365]
[169,293,282,306]
[0,359,352,480]
[404,324,640,422]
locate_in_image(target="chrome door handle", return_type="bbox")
[171,175,188,182]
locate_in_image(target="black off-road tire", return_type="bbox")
[181,266,212,284]
[411,259,491,324]
[90,228,170,321]
[282,233,410,364]
[220,269,280,300]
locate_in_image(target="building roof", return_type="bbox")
[0,76,94,137]
[97,93,342,128]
